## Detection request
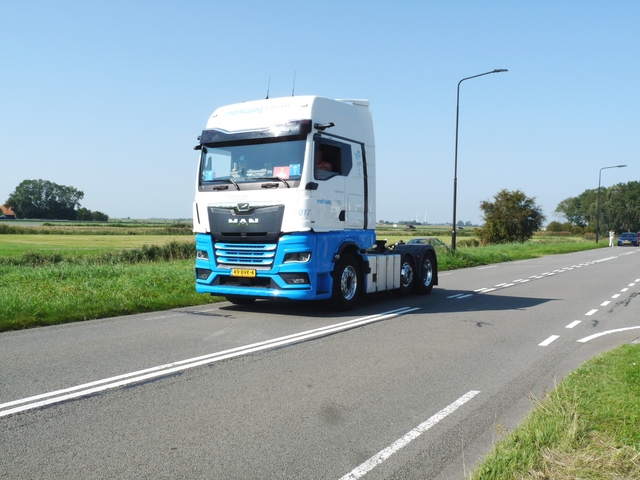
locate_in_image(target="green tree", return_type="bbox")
[556,181,640,235]
[555,195,590,227]
[546,221,564,233]
[5,179,84,220]
[477,189,545,244]
[76,207,93,221]
[92,211,109,222]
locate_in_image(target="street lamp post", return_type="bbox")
[452,69,508,251]
[595,164,626,243]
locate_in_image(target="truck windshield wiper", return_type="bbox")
[258,177,290,188]
[211,178,240,190]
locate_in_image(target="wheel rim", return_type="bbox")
[401,262,414,288]
[341,265,358,301]
[421,259,433,287]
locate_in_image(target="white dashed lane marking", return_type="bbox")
[539,335,560,347]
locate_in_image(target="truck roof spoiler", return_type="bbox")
[336,99,370,107]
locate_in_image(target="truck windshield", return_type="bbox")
[200,139,305,187]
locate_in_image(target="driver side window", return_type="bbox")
[314,138,352,180]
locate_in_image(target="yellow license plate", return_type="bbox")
[231,268,256,278]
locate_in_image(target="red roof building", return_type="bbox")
[1,204,15,215]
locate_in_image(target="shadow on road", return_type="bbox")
[200,287,556,322]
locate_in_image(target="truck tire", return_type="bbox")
[331,253,361,310]
[225,295,256,305]
[414,251,435,295]
[396,255,415,296]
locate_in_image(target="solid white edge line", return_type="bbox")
[1,307,419,417]
[338,390,480,480]
[578,326,640,343]
[539,335,560,347]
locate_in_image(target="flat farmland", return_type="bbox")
[0,234,193,257]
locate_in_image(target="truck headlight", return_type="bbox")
[197,250,209,260]
[283,252,311,263]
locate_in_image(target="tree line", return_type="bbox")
[4,179,109,221]
[553,181,640,234]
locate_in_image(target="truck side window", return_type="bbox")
[314,139,352,180]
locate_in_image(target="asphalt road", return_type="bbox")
[2,247,639,479]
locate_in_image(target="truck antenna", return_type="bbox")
[291,71,296,96]
[266,75,271,99]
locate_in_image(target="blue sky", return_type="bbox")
[1,1,637,224]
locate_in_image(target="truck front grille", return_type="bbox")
[214,243,277,268]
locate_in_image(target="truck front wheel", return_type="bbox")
[414,252,435,295]
[331,253,361,310]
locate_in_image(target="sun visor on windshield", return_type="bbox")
[200,120,312,145]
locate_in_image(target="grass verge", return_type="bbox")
[0,260,218,331]
[438,239,605,271]
[0,241,220,331]
[469,344,640,479]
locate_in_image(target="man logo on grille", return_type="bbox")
[228,218,259,225]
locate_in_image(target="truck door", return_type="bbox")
[310,135,367,232]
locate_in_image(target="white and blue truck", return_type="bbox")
[193,95,437,309]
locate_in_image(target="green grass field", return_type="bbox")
[0,234,190,257]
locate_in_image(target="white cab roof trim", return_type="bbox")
[336,99,370,107]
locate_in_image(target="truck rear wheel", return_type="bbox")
[414,252,435,295]
[396,255,415,296]
[331,253,361,310]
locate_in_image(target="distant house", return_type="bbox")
[0,204,14,216]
